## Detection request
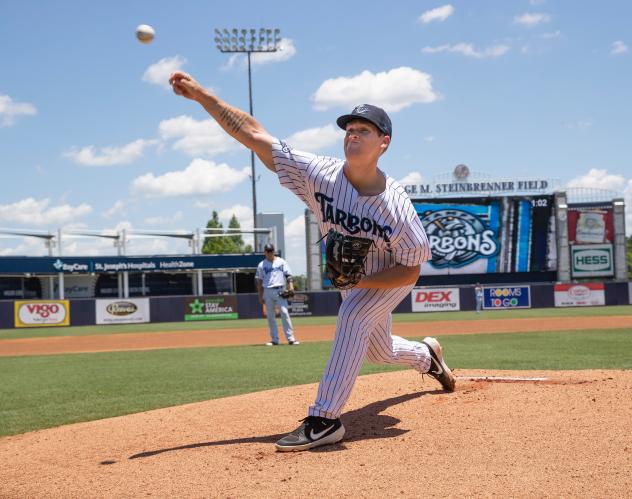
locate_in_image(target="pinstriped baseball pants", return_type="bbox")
[308,283,432,419]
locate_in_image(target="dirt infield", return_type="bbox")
[1,316,631,497]
[1,369,630,498]
[2,315,632,357]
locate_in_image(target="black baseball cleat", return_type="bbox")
[422,337,456,392]
[275,416,345,452]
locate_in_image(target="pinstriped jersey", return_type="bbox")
[271,138,431,276]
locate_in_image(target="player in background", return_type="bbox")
[169,71,456,452]
[475,283,484,313]
[255,243,298,346]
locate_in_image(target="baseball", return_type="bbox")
[135,24,155,44]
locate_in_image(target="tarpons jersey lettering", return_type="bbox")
[269,136,439,425]
[271,138,431,276]
[314,192,393,241]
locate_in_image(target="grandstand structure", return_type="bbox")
[0,226,279,300]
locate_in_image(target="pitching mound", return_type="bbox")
[1,369,630,498]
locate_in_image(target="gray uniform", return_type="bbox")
[255,256,295,344]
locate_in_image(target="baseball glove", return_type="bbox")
[324,228,374,290]
[278,289,295,299]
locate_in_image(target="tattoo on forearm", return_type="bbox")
[218,107,248,134]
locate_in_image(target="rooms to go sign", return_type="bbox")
[571,244,614,277]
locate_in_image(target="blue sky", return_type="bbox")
[1,0,630,274]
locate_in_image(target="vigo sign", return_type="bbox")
[14,300,70,328]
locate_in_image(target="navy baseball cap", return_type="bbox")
[264,243,275,252]
[336,104,392,137]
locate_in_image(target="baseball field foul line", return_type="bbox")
[457,376,549,382]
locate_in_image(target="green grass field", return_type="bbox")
[0,306,631,437]
[1,305,631,340]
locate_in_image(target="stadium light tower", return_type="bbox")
[214,27,281,249]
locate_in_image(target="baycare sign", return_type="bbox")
[412,287,460,312]
[15,300,70,328]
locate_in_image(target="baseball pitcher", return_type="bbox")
[170,71,456,452]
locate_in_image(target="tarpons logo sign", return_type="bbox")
[15,300,70,327]
[420,209,499,268]
[412,287,460,312]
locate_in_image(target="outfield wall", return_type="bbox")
[0,282,629,329]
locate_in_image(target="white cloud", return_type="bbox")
[0,237,48,257]
[102,200,126,219]
[541,30,562,39]
[0,198,92,226]
[422,43,510,58]
[253,38,297,66]
[64,139,156,166]
[144,211,184,225]
[218,204,253,242]
[142,56,187,89]
[285,214,306,275]
[610,40,628,55]
[284,124,342,152]
[529,0,546,5]
[513,13,551,28]
[159,115,239,157]
[198,204,254,247]
[223,39,297,69]
[423,136,436,143]
[399,172,425,185]
[567,168,626,191]
[131,159,249,197]
[567,169,632,235]
[0,94,37,127]
[419,4,454,23]
[563,120,592,130]
[313,67,440,113]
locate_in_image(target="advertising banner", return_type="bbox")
[412,195,555,276]
[483,286,531,309]
[39,275,98,299]
[567,205,614,244]
[554,283,605,307]
[570,244,614,278]
[184,295,238,321]
[411,287,461,312]
[15,300,70,328]
[287,293,313,316]
[96,298,150,324]
[629,282,632,305]
[414,201,501,275]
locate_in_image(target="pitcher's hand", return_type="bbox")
[169,71,205,101]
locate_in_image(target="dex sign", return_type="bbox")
[412,287,460,312]
[571,244,614,277]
